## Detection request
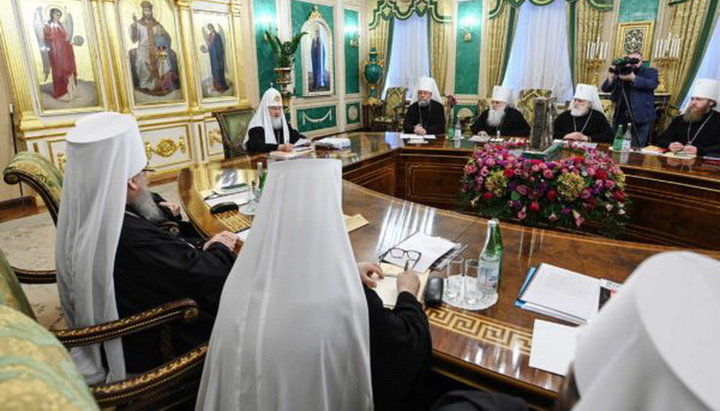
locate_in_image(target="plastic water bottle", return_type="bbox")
[612,124,624,151]
[477,219,503,300]
[454,119,462,139]
[621,122,632,152]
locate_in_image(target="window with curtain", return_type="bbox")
[382,13,430,98]
[502,0,574,103]
[681,17,720,108]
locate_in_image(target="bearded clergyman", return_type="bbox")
[403,76,446,136]
[471,86,530,137]
[554,84,614,143]
[656,78,720,157]
[244,88,306,153]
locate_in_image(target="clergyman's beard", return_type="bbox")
[683,107,708,123]
[271,116,283,130]
[418,99,430,108]
[131,186,164,223]
[570,105,590,117]
[487,108,505,127]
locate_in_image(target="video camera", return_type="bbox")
[609,57,641,75]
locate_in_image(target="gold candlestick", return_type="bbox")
[585,58,604,86]
[654,56,677,94]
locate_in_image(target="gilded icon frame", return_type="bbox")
[614,21,655,59]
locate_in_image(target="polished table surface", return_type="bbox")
[178,132,720,408]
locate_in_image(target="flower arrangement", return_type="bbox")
[460,144,630,237]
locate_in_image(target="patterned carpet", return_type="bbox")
[0,182,178,330]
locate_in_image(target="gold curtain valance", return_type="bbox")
[369,0,452,29]
[488,0,612,19]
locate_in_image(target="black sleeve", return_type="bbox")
[364,286,432,410]
[656,117,683,148]
[245,126,279,153]
[553,112,569,139]
[589,112,614,143]
[115,220,236,316]
[287,124,305,144]
[505,109,531,137]
[470,110,489,134]
[403,104,420,133]
[425,102,446,135]
[601,77,617,93]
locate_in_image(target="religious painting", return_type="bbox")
[614,21,654,58]
[301,8,334,96]
[19,0,102,112]
[192,10,235,101]
[118,0,184,105]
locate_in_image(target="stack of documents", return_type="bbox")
[515,263,621,325]
[529,319,581,375]
[268,147,313,159]
[381,232,457,273]
[314,137,351,149]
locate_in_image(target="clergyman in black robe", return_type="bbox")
[554,109,614,143]
[656,96,720,157]
[246,124,305,153]
[360,264,432,411]
[114,186,237,373]
[403,100,446,136]
[471,106,530,137]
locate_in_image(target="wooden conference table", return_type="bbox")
[178,132,720,409]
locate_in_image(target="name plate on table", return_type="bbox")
[400,133,436,140]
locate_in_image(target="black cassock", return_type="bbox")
[403,100,447,135]
[471,107,531,137]
[364,287,432,411]
[553,109,614,143]
[245,125,305,153]
[114,202,235,373]
[656,111,720,156]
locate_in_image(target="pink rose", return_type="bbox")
[464,164,477,174]
[580,189,592,199]
[543,169,554,179]
[480,167,490,176]
[517,207,527,220]
[548,213,558,222]
[516,184,528,195]
[531,165,540,172]
[486,158,496,167]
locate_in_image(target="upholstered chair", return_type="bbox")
[373,87,408,131]
[3,152,63,283]
[517,89,553,125]
[0,247,207,408]
[212,108,256,159]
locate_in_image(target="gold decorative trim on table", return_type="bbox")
[427,308,533,355]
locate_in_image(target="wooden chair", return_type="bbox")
[0,247,207,409]
[3,152,63,283]
[373,87,407,131]
[600,99,615,122]
[212,108,255,159]
[517,89,552,126]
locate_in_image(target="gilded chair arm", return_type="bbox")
[90,343,208,408]
[54,298,200,348]
[12,266,57,284]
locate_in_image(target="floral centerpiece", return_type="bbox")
[460,144,630,237]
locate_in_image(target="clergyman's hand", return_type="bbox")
[414,125,427,136]
[357,262,384,288]
[563,132,585,141]
[668,142,684,153]
[278,143,294,152]
[204,231,238,251]
[683,144,698,155]
[397,270,421,297]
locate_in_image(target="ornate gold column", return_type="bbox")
[666,0,712,105]
[0,8,42,130]
[175,0,200,112]
[575,1,605,85]
[430,0,452,93]
[89,0,117,111]
[485,6,511,89]
[102,0,131,113]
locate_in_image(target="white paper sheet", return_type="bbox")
[372,263,429,308]
[400,133,436,140]
[529,319,581,376]
[520,263,600,324]
[382,232,456,273]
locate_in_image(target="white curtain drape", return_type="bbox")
[382,14,430,98]
[681,17,720,109]
[502,1,574,103]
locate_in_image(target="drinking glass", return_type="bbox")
[464,259,480,305]
[443,257,464,301]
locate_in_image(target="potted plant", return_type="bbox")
[264,30,307,84]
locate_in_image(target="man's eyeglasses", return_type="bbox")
[379,247,422,270]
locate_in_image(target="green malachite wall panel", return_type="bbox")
[297,105,337,132]
[454,1,482,95]
[345,9,360,94]
[618,0,659,22]
[292,1,335,97]
[253,0,277,96]
[346,102,361,124]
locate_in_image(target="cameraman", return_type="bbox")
[601,51,658,147]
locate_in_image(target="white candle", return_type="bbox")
[654,39,659,58]
[586,43,591,59]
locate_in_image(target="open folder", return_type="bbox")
[381,232,457,273]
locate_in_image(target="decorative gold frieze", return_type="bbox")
[145,136,187,160]
[208,129,223,147]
